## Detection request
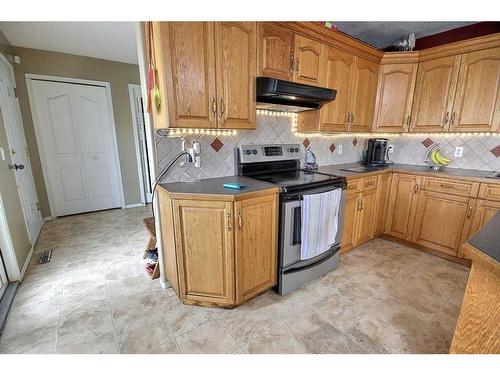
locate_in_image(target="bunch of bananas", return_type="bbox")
[431,150,451,166]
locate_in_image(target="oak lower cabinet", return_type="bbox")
[411,190,475,257]
[470,199,500,237]
[150,22,256,130]
[373,173,392,235]
[385,173,421,240]
[341,178,378,253]
[158,187,279,307]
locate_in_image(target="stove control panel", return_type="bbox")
[237,144,302,163]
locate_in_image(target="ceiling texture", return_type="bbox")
[331,22,477,49]
[0,22,138,64]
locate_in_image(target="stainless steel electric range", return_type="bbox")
[236,144,347,295]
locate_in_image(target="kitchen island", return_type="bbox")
[157,176,280,308]
[450,212,500,354]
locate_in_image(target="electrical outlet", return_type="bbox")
[454,146,464,158]
[387,144,395,154]
[338,145,343,154]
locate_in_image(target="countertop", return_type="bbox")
[159,176,280,197]
[468,212,500,263]
[316,163,499,183]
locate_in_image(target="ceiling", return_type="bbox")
[331,22,477,49]
[0,22,138,64]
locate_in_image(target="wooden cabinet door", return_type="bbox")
[215,22,257,129]
[292,34,327,86]
[340,193,359,253]
[372,63,417,132]
[411,55,461,132]
[469,199,500,236]
[259,23,294,81]
[411,190,475,256]
[234,194,278,304]
[173,199,234,305]
[349,57,379,132]
[450,47,500,132]
[385,173,421,240]
[320,47,355,132]
[161,22,217,129]
[355,188,377,245]
[374,173,392,235]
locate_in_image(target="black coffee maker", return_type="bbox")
[363,138,389,167]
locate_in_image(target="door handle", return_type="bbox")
[450,112,456,126]
[238,212,242,228]
[9,163,24,170]
[443,112,450,125]
[467,206,473,219]
[295,57,299,73]
[211,97,217,117]
[414,183,419,194]
[405,115,411,131]
[290,55,295,74]
[219,98,225,117]
[226,213,231,231]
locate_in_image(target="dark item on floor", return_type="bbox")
[143,217,160,280]
[145,249,158,262]
[36,249,52,264]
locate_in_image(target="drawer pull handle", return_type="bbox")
[439,183,456,189]
[366,182,375,186]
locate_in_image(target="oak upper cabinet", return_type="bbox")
[172,199,235,305]
[234,194,278,304]
[410,55,461,132]
[152,22,256,129]
[215,22,257,129]
[259,23,294,81]
[292,34,327,87]
[373,173,392,235]
[349,57,379,132]
[385,173,421,240]
[449,47,500,132]
[411,190,475,257]
[320,47,355,132]
[158,22,217,129]
[372,60,418,132]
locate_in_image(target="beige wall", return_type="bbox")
[0,30,32,269]
[12,47,142,217]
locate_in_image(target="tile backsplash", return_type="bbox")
[155,113,500,183]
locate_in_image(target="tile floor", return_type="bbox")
[0,206,470,354]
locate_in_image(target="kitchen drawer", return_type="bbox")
[478,183,500,201]
[346,178,361,195]
[362,176,378,191]
[422,177,478,197]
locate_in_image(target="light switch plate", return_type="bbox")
[387,144,395,154]
[338,145,343,154]
[0,147,5,161]
[454,146,464,158]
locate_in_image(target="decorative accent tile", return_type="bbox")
[491,145,500,157]
[329,143,336,153]
[210,137,224,152]
[352,138,358,147]
[422,138,434,148]
[303,138,310,148]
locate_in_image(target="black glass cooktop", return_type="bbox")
[252,169,344,191]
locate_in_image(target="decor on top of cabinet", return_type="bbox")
[424,143,452,170]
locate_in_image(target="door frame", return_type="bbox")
[25,74,126,216]
[128,83,151,204]
[0,53,42,244]
[0,194,21,282]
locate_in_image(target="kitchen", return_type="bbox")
[147,21,500,354]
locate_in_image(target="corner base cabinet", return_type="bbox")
[158,186,279,308]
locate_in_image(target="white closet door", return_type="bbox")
[30,80,122,217]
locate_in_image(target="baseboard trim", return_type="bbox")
[19,244,35,281]
[380,234,472,267]
[123,203,146,209]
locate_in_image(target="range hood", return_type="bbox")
[256,77,336,113]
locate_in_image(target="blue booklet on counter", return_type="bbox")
[223,182,246,190]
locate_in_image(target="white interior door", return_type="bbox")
[0,59,42,243]
[30,79,122,217]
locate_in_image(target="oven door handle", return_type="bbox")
[283,246,340,275]
[285,184,346,201]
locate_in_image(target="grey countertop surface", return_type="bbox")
[468,212,500,263]
[159,176,280,196]
[316,162,498,181]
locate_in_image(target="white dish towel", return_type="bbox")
[300,188,342,260]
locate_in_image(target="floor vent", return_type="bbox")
[36,250,52,264]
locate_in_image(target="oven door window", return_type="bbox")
[292,206,301,246]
